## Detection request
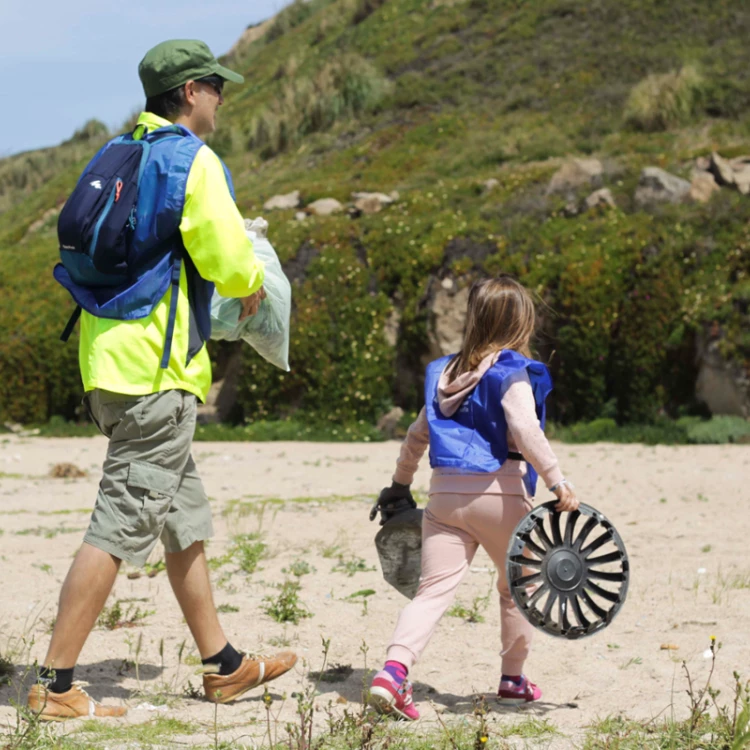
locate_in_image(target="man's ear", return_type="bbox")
[183,81,198,106]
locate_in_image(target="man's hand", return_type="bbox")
[238,287,267,321]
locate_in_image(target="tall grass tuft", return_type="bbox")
[267,0,317,42]
[624,65,705,131]
[248,54,391,158]
[351,0,389,25]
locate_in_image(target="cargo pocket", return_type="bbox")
[121,459,180,534]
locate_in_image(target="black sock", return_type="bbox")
[202,642,243,676]
[38,666,74,694]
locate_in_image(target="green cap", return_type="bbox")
[139,39,244,98]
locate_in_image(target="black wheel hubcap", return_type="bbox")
[506,502,629,639]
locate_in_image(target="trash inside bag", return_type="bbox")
[210,218,291,371]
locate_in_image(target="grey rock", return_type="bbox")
[483,178,500,192]
[307,198,344,216]
[427,280,469,359]
[376,407,405,438]
[547,158,603,195]
[585,188,616,210]
[384,308,401,347]
[634,167,690,207]
[352,192,394,215]
[730,157,750,195]
[263,190,300,211]
[689,170,720,204]
[709,152,735,187]
[696,335,750,418]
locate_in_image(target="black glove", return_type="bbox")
[369,481,416,525]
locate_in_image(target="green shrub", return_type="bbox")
[624,65,705,132]
[684,415,750,444]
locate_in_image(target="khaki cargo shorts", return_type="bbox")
[83,389,213,567]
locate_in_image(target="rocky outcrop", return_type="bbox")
[307,198,344,216]
[263,190,300,211]
[426,277,469,360]
[196,348,244,424]
[696,335,750,418]
[376,407,404,438]
[634,167,690,207]
[547,158,603,196]
[709,152,750,195]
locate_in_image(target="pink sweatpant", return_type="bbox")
[386,491,535,676]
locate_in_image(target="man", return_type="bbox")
[28,40,297,721]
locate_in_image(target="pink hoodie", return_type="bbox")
[392,352,564,498]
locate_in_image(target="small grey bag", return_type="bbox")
[370,484,423,599]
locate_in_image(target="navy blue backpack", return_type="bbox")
[55,126,195,368]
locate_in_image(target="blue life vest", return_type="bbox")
[425,350,553,496]
[54,124,236,369]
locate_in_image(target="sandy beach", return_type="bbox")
[1,435,748,747]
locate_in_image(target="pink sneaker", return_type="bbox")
[497,675,542,705]
[368,670,420,721]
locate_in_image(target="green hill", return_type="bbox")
[1,0,749,428]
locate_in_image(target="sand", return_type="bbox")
[1,435,748,747]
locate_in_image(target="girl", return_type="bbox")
[368,276,578,721]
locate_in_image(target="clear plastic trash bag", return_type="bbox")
[210,218,291,371]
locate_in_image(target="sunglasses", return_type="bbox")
[196,75,224,96]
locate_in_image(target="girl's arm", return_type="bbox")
[502,372,565,490]
[392,406,430,486]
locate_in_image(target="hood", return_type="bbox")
[437,350,500,417]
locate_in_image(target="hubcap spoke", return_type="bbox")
[573,516,598,550]
[586,581,621,603]
[521,535,547,560]
[564,510,580,546]
[514,571,543,587]
[571,594,591,628]
[581,531,612,558]
[526,582,549,608]
[550,511,563,546]
[581,589,608,619]
[542,590,558,622]
[509,555,543,568]
[533,521,555,551]
[587,551,623,566]
[588,570,626,583]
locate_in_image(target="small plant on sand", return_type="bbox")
[347,588,376,616]
[98,600,154,630]
[229,532,267,575]
[263,580,311,625]
[331,555,375,577]
[448,584,492,625]
[282,559,316,578]
[320,543,342,559]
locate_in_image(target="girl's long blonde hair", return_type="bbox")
[446,276,536,383]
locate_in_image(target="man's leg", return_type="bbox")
[161,455,298,704]
[43,543,120,669]
[165,541,226,658]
